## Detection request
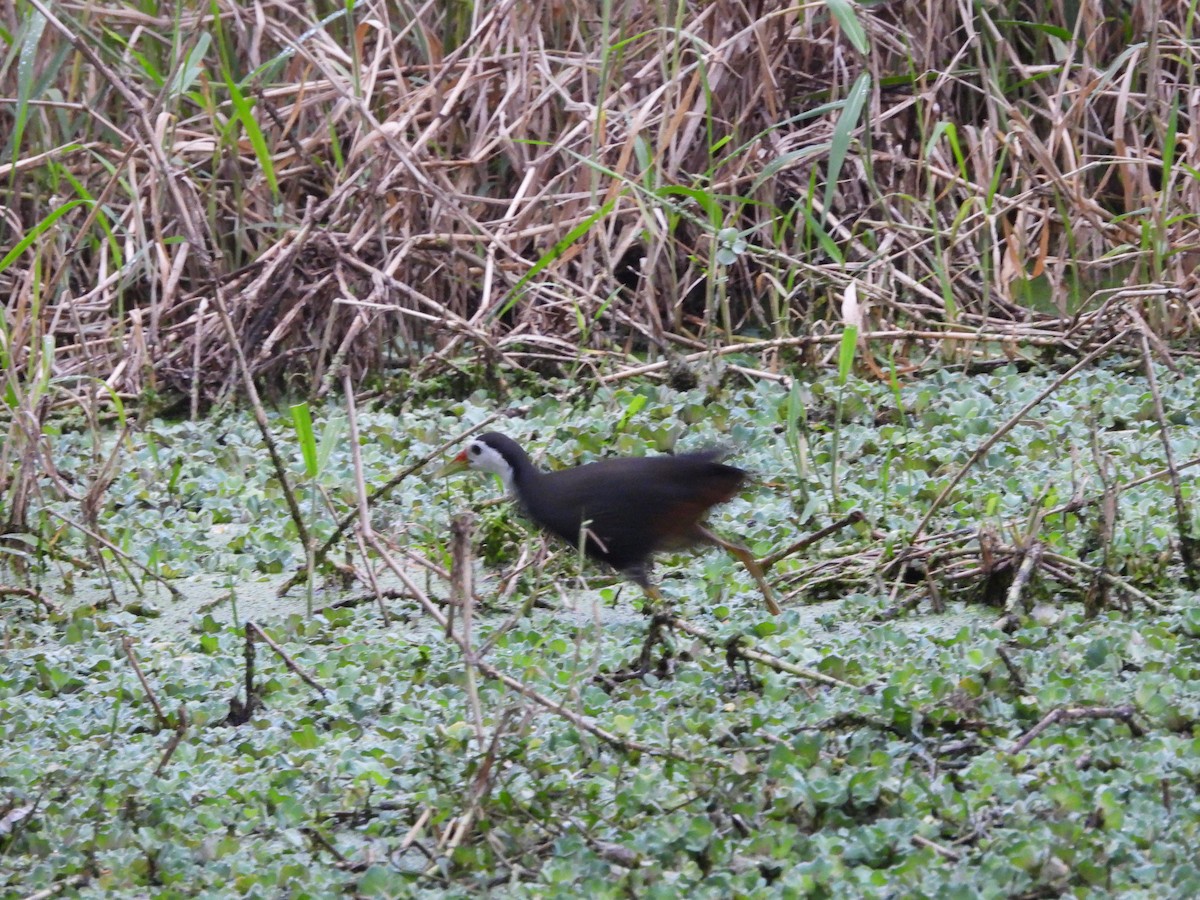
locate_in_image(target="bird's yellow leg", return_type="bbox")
[642,583,668,614]
[697,527,783,616]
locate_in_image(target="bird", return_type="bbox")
[441,432,781,615]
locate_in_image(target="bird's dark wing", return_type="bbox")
[520,451,748,572]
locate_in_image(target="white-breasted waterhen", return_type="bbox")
[442,432,781,615]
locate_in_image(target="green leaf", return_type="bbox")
[825,0,869,54]
[167,33,212,99]
[615,394,648,433]
[292,722,320,749]
[611,714,636,735]
[290,403,319,478]
[824,73,871,216]
[358,865,398,895]
[837,326,858,385]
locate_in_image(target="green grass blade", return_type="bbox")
[167,33,212,99]
[825,0,869,54]
[317,414,345,473]
[211,0,278,198]
[0,199,89,275]
[492,196,619,320]
[837,325,858,385]
[615,394,648,433]
[223,73,278,198]
[785,379,809,480]
[290,403,319,478]
[9,8,47,166]
[823,73,871,216]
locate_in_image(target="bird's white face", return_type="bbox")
[460,439,515,491]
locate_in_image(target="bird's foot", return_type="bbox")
[594,612,676,685]
[639,584,672,617]
[724,634,764,692]
[635,612,676,677]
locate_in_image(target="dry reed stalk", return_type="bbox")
[0,0,1194,402]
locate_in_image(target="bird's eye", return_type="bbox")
[469,445,481,456]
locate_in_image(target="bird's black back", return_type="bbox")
[515,449,747,583]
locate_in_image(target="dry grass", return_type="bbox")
[1,0,1198,409]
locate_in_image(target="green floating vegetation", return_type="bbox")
[2,360,1200,896]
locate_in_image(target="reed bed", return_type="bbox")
[2,0,1195,407]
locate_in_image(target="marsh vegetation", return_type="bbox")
[3,0,1200,896]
